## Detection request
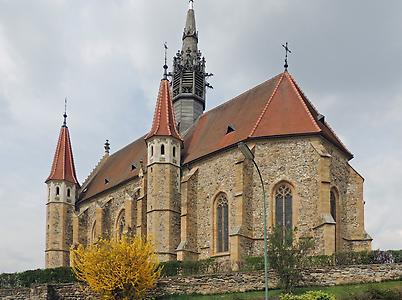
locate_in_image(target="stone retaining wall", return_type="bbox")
[1,264,401,299]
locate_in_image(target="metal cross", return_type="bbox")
[63,97,68,126]
[163,42,168,79]
[164,42,168,66]
[282,42,292,71]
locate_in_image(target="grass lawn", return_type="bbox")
[160,280,402,299]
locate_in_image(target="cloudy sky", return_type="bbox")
[0,0,401,273]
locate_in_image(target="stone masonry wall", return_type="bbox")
[2,264,402,299]
[183,136,323,259]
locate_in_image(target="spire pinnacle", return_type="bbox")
[189,0,194,10]
[104,139,110,154]
[163,42,168,80]
[63,97,68,127]
[282,42,292,72]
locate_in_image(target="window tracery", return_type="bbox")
[275,183,293,233]
[215,193,229,253]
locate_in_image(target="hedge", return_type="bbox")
[1,250,401,288]
[0,267,76,288]
[280,291,335,300]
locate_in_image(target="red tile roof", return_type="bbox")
[79,72,352,201]
[145,79,182,141]
[46,125,79,185]
[78,137,147,201]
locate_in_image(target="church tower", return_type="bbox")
[172,0,210,133]
[145,64,182,261]
[45,110,79,268]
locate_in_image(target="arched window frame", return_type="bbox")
[161,144,165,156]
[67,188,71,198]
[151,145,154,157]
[115,209,126,238]
[330,187,340,251]
[56,186,60,196]
[272,182,294,236]
[213,192,229,254]
[91,221,97,244]
[173,146,176,158]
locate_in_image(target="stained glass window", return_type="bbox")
[275,183,293,233]
[216,193,229,253]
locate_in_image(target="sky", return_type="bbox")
[0,0,401,273]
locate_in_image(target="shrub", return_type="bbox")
[70,235,161,300]
[268,227,314,292]
[242,256,266,271]
[280,291,335,300]
[0,267,75,288]
[389,250,402,263]
[348,286,402,300]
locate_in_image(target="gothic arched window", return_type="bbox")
[56,186,60,196]
[330,190,337,222]
[330,189,338,250]
[161,144,165,156]
[151,146,154,157]
[91,221,97,243]
[67,188,71,197]
[116,210,126,238]
[275,183,293,232]
[173,146,176,158]
[215,193,229,253]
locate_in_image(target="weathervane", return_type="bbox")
[63,97,68,127]
[282,42,292,71]
[163,42,168,79]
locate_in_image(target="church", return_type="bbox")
[44,1,372,269]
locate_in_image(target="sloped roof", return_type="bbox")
[79,72,352,201]
[145,79,182,141]
[46,125,79,185]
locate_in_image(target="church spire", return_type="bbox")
[182,0,198,54]
[145,63,182,141]
[172,1,211,134]
[46,107,79,185]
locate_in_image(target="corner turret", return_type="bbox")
[45,107,79,268]
[145,65,182,261]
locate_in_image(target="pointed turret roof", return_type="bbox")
[46,115,79,185]
[145,77,182,141]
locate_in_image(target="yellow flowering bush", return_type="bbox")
[70,235,161,300]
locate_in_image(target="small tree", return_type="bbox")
[268,226,313,293]
[70,235,161,300]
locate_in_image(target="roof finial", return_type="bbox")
[104,139,110,154]
[189,0,194,10]
[282,42,292,72]
[163,42,169,80]
[63,97,68,127]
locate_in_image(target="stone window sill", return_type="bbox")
[211,252,230,258]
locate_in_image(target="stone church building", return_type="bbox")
[45,2,372,269]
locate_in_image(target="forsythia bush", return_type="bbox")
[70,235,161,300]
[280,291,335,300]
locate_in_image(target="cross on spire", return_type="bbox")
[163,42,169,80]
[282,42,292,71]
[63,97,68,127]
[189,0,194,10]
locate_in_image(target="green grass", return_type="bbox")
[159,280,402,300]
